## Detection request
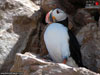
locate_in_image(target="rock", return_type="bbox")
[41,0,60,13]
[71,8,99,34]
[10,52,100,75]
[77,23,98,45]
[81,38,100,73]
[76,13,100,72]
[10,52,54,75]
[41,0,85,14]
[31,0,41,5]
[0,0,40,72]
[72,9,91,34]
[58,0,85,15]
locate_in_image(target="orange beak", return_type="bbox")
[52,16,56,22]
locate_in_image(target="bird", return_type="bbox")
[44,8,84,67]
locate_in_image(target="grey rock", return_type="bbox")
[0,0,40,72]
[77,14,100,72]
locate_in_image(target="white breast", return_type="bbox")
[44,23,70,63]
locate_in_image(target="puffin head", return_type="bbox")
[45,8,68,24]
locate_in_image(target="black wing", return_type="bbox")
[68,30,84,67]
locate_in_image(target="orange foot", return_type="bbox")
[63,59,67,64]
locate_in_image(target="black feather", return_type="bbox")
[57,17,68,27]
[68,30,84,67]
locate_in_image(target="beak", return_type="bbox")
[52,16,56,22]
[45,12,50,24]
[45,10,53,24]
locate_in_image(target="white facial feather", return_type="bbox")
[52,8,67,22]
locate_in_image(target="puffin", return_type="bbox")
[44,8,84,67]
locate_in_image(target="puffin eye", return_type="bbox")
[56,10,59,14]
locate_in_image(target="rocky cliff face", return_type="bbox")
[0,0,100,75]
[0,0,40,72]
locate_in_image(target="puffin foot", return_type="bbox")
[63,59,67,64]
